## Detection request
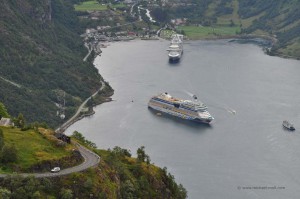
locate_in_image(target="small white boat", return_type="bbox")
[283,120,295,131]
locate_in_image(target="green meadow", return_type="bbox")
[0,127,72,172]
[177,25,241,40]
[74,1,108,11]
[74,0,125,11]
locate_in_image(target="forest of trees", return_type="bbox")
[0,131,187,198]
[151,0,300,57]
[0,0,104,127]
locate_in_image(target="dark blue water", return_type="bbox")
[66,39,300,199]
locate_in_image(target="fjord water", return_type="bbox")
[66,39,300,198]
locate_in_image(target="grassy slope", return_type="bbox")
[278,39,300,58]
[216,0,239,25]
[74,0,126,11]
[74,0,108,11]
[240,12,265,29]
[0,128,187,198]
[53,147,187,199]
[178,25,240,39]
[0,127,73,173]
[237,0,300,58]
[177,0,241,39]
[175,0,300,58]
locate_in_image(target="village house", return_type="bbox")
[0,117,13,127]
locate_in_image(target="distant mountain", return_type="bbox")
[161,0,300,58]
[0,0,102,127]
[236,0,300,57]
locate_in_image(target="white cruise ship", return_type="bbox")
[148,92,214,123]
[167,34,183,61]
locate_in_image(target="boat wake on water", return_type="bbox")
[224,107,236,115]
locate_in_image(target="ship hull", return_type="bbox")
[148,102,213,124]
[192,118,213,124]
[282,120,295,131]
[168,50,183,61]
[167,34,183,61]
[283,124,295,131]
[168,55,181,61]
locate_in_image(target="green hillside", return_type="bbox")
[0,127,187,198]
[210,0,300,58]
[54,145,187,199]
[238,0,300,58]
[0,103,9,118]
[0,126,78,173]
[0,0,103,128]
[155,0,300,58]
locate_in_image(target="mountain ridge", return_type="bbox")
[155,0,300,58]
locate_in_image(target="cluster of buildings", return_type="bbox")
[82,25,158,43]
[170,18,188,26]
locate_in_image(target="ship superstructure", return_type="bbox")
[167,34,183,61]
[148,92,214,123]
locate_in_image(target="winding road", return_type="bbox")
[0,81,106,178]
[0,144,100,178]
[55,80,106,133]
[83,42,92,62]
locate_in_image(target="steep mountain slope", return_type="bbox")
[0,0,102,127]
[208,0,300,58]
[158,0,300,58]
[238,0,300,57]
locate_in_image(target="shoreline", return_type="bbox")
[56,80,113,134]
[61,34,298,133]
[185,34,299,60]
[63,96,113,132]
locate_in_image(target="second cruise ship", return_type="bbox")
[148,92,214,123]
[167,34,183,61]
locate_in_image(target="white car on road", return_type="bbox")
[51,167,60,173]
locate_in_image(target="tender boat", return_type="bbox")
[282,120,295,131]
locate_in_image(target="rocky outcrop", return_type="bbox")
[28,150,83,173]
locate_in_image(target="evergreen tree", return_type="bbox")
[1,144,17,163]
[0,129,4,156]
[0,187,11,199]
[0,102,9,118]
[137,146,146,162]
[137,146,150,163]
[60,188,73,199]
